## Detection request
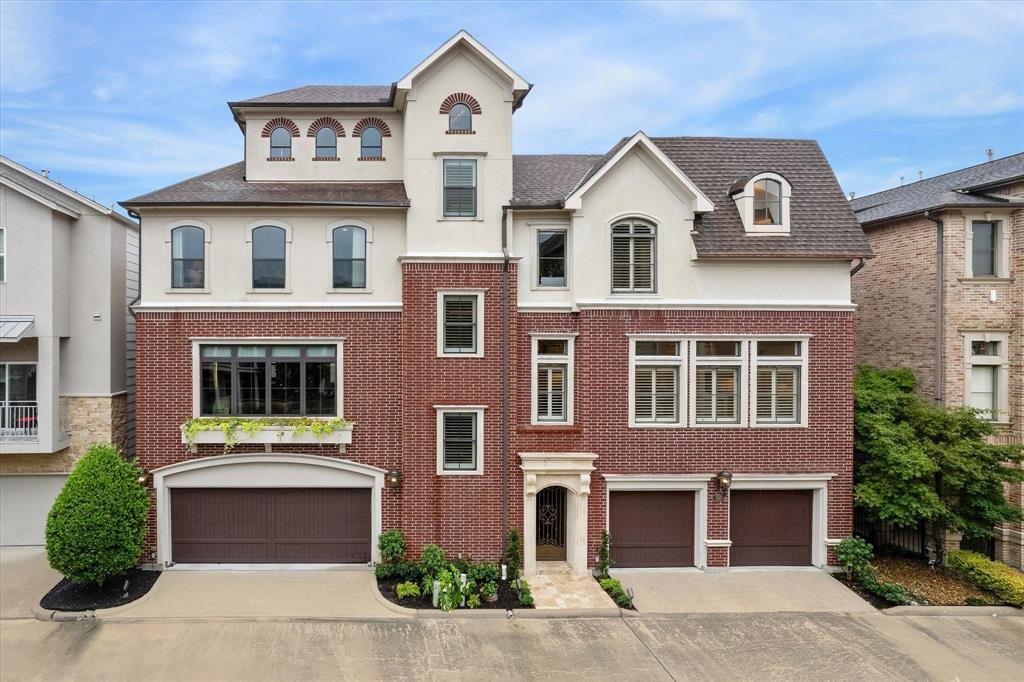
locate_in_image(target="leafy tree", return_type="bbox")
[45,443,150,584]
[854,367,1022,549]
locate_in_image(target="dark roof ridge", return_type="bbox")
[853,151,1024,201]
[650,134,819,143]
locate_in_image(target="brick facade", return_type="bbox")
[135,261,855,568]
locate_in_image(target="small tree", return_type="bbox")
[504,528,522,580]
[597,529,613,578]
[854,367,1023,554]
[45,443,150,585]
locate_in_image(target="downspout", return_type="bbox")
[850,257,866,277]
[923,210,944,404]
[500,205,511,557]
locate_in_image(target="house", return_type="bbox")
[0,156,139,546]
[121,31,871,575]
[850,153,1024,569]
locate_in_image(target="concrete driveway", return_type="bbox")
[614,568,874,613]
[0,547,59,619]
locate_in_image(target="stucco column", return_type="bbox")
[570,477,591,576]
[36,335,60,452]
[523,473,537,577]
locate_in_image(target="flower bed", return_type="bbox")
[40,569,160,612]
[378,577,528,610]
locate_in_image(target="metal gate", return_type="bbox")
[536,486,566,560]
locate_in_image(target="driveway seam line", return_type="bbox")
[620,611,679,682]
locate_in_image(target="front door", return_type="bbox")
[536,485,567,560]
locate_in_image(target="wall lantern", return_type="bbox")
[714,470,733,501]
[136,469,150,486]
[387,469,402,488]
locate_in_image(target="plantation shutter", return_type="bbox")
[537,364,566,421]
[443,295,477,353]
[632,232,654,290]
[696,367,739,423]
[443,413,476,470]
[654,367,677,421]
[756,367,799,423]
[635,366,677,423]
[612,225,633,290]
[715,368,737,421]
[443,159,477,217]
[635,368,654,421]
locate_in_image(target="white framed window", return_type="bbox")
[437,290,484,357]
[531,334,575,425]
[754,339,809,427]
[611,218,656,293]
[534,226,568,289]
[691,340,746,426]
[435,406,485,475]
[164,220,211,293]
[963,331,1009,422]
[732,172,792,234]
[963,215,1010,279]
[443,158,477,217]
[629,337,684,427]
[0,226,6,283]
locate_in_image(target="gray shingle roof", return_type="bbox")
[513,137,872,259]
[121,162,409,208]
[851,152,1024,225]
[229,85,395,107]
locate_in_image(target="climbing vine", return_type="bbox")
[181,417,349,453]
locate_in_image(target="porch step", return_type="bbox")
[535,561,573,576]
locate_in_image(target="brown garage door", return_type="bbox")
[731,490,812,566]
[609,491,695,568]
[171,488,371,564]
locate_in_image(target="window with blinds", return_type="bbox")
[534,338,570,423]
[442,294,478,354]
[694,367,739,423]
[611,219,655,292]
[634,366,678,423]
[443,159,477,217]
[754,340,804,425]
[442,412,477,470]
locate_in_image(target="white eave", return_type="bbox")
[563,132,715,213]
[395,30,531,98]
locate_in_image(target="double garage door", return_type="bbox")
[609,489,812,568]
[171,488,371,564]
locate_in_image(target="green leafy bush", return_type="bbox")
[375,561,422,581]
[857,569,909,605]
[835,537,874,579]
[45,444,150,585]
[505,528,522,580]
[378,530,406,565]
[597,529,614,578]
[436,564,474,612]
[466,594,481,609]
[516,579,534,607]
[599,578,633,608]
[947,550,1024,607]
[419,544,446,579]
[467,562,499,585]
[481,580,498,598]
[396,581,421,600]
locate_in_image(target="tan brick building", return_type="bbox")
[851,153,1024,568]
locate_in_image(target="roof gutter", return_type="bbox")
[850,257,866,276]
[500,204,512,557]
[923,210,944,404]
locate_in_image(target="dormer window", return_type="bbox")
[361,127,382,159]
[753,178,782,225]
[269,127,291,158]
[449,103,472,132]
[732,172,792,234]
[315,128,337,158]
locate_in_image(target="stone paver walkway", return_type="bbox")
[529,562,616,610]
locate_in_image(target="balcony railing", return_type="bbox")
[0,401,39,442]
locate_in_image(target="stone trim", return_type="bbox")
[261,118,300,138]
[306,117,345,138]
[352,117,392,138]
[439,92,482,115]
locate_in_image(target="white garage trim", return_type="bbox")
[152,453,385,568]
[728,473,834,568]
[603,474,713,570]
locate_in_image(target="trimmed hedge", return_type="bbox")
[45,444,149,585]
[946,550,1024,608]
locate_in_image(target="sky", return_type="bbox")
[1,0,1022,211]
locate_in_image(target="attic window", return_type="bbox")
[753,179,782,225]
[734,173,791,234]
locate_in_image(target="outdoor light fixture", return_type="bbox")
[136,469,149,486]
[387,469,401,487]
[714,470,733,501]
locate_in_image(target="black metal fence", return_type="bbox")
[853,509,928,557]
[959,535,996,559]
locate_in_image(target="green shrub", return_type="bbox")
[481,580,498,598]
[599,578,633,608]
[854,567,909,605]
[376,560,423,582]
[396,581,421,600]
[467,562,499,585]
[835,537,874,579]
[45,444,150,585]
[947,550,1024,607]
[466,594,481,609]
[436,564,474,612]
[597,529,614,578]
[516,578,534,607]
[378,530,406,565]
[419,544,446,579]
[505,528,522,580]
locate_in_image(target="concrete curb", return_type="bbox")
[31,604,95,623]
[885,605,1023,617]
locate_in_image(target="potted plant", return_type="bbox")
[480,580,498,603]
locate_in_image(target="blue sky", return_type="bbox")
[1,0,1022,210]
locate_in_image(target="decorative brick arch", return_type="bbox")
[439,92,482,115]
[307,117,345,138]
[261,117,300,138]
[352,117,392,138]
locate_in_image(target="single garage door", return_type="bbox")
[0,474,68,546]
[609,491,695,567]
[731,490,812,566]
[171,488,371,564]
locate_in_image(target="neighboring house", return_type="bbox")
[851,153,1024,569]
[121,31,870,575]
[0,156,139,545]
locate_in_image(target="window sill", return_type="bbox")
[629,422,685,429]
[325,288,373,295]
[692,422,747,429]
[610,292,659,297]
[165,288,211,295]
[358,157,386,161]
[518,424,582,433]
[445,130,476,135]
[958,277,1013,284]
[531,285,570,292]
[181,421,352,452]
[437,470,484,476]
[313,156,340,162]
[245,288,292,294]
[438,216,482,222]
[266,157,294,162]
[437,352,485,359]
[752,422,808,429]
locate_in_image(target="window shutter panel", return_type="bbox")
[443,413,476,468]
[548,365,565,418]
[695,368,713,420]
[443,296,476,352]
[634,368,654,420]
[775,367,798,421]
[715,368,737,421]
[654,367,677,421]
[632,236,653,290]
[536,368,549,416]
[756,368,774,420]
[612,235,632,290]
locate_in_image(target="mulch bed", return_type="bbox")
[872,556,1001,606]
[40,569,161,612]
[377,578,532,610]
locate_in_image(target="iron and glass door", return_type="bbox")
[536,486,567,561]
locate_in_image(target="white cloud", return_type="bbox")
[0,1,63,93]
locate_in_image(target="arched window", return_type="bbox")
[753,178,782,225]
[269,127,292,158]
[315,127,337,158]
[360,127,382,158]
[332,226,367,289]
[611,218,656,293]
[449,103,471,132]
[251,225,286,288]
[170,225,204,288]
